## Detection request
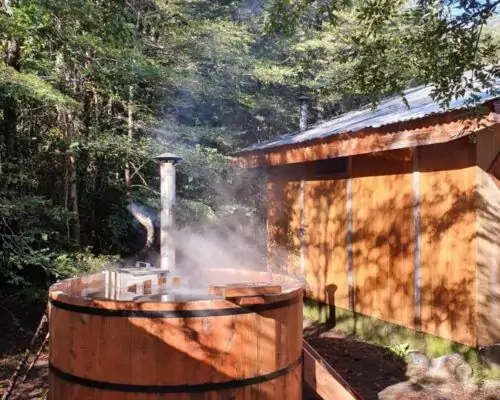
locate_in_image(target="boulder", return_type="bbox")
[422,353,473,384]
[379,353,498,400]
[406,352,430,383]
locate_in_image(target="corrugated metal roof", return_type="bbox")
[239,79,500,153]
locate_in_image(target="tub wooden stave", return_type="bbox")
[48,269,304,399]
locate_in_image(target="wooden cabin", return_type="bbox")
[235,85,500,348]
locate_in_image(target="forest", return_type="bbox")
[0,0,499,304]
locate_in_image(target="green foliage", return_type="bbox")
[0,64,79,107]
[1,0,498,304]
[0,0,275,300]
[385,342,412,359]
[52,250,119,279]
[265,0,500,107]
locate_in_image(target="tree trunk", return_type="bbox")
[65,111,80,245]
[2,103,17,160]
[2,0,20,165]
[64,154,70,242]
[82,49,93,136]
[124,85,134,197]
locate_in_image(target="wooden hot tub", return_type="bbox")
[48,268,304,399]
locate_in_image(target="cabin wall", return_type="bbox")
[418,138,477,346]
[265,136,482,347]
[266,163,350,308]
[304,179,349,309]
[267,179,302,275]
[350,149,415,328]
[476,125,500,347]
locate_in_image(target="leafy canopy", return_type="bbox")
[264,0,500,106]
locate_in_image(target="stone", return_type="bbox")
[421,353,472,384]
[378,353,496,400]
[378,381,419,400]
[406,352,430,383]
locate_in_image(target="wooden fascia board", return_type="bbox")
[234,103,499,168]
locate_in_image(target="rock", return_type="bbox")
[379,383,473,400]
[379,353,487,400]
[454,360,474,383]
[378,381,419,400]
[423,353,472,384]
[406,352,430,383]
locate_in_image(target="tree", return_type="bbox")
[0,0,179,293]
[264,0,500,107]
[9,0,496,300]
[0,0,278,295]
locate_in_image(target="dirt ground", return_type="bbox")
[0,305,406,400]
[0,301,48,399]
[303,322,407,400]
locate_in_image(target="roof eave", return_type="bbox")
[234,101,500,168]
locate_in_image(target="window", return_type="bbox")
[314,157,348,177]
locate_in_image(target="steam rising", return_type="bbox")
[173,223,267,274]
[126,165,304,284]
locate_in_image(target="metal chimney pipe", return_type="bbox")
[154,152,181,272]
[298,95,309,132]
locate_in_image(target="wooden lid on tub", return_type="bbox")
[208,282,282,298]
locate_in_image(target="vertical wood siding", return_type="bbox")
[304,180,349,309]
[419,138,477,346]
[351,150,415,328]
[264,133,498,346]
[267,179,302,275]
[476,125,500,346]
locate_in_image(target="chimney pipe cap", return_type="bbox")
[298,95,309,103]
[154,152,182,164]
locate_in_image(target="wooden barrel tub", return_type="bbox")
[48,268,304,399]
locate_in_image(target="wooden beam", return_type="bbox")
[303,339,363,400]
[234,104,499,167]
